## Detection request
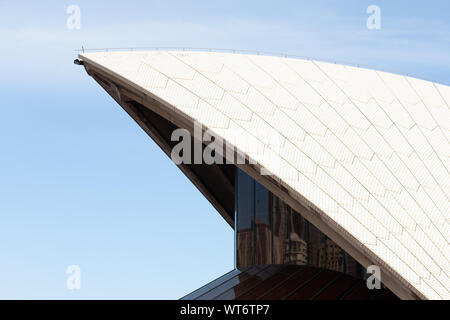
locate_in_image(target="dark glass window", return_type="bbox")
[235,169,364,278]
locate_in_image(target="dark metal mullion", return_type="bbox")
[234,167,238,268]
[251,178,256,265]
[287,206,292,264]
[267,190,275,264]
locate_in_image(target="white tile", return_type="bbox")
[380,152,419,192]
[204,92,252,121]
[425,185,450,217]
[233,87,276,115]
[377,71,420,105]
[377,126,413,156]
[332,99,371,130]
[383,191,417,231]
[399,126,434,157]
[340,200,390,239]
[398,151,437,190]
[383,99,416,129]
[390,189,430,228]
[220,54,274,88]
[282,139,317,174]
[401,101,437,130]
[315,129,358,163]
[435,83,450,108]
[151,79,199,110]
[353,99,393,129]
[291,134,336,168]
[422,223,450,261]
[305,166,355,208]
[340,157,386,197]
[355,125,393,158]
[360,154,402,194]
[300,101,349,133]
[134,62,169,89]
[315,61,351,82]
[422,127,450,161]
[322,161,370,201]
[365,195,403,235]
[410,227,449,272]
[284,58,326,83]
[283,103,327,136]
[423,275,450,300]
[407,77,447,109]
[339,128,374,160]
[328,207,377,245]
[261,108,307,142]
[380,236,430,280]
[427,152,450,188]
[143,51,195,80]
[173,51,224,73]
[204,66,250,94]
[426,104,450,131]
[409,187,445,225]
[191,100,230,129]
[366,240,421,285]
[347,66,395,103]
[176,72,224,100]
[308,78,348,105]
[397,230,441,275]
[284,81,324,106]
[415,281,442,300]
[250,55,300,84]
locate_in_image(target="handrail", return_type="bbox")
[74,46,450,86]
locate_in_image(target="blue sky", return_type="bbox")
[0,0,449,299]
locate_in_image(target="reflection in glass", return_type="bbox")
[235,169,364,279]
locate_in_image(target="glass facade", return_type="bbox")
[235,169,364,279]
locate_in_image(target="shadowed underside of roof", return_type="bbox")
[78,50,450,300]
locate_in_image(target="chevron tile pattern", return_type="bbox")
[80,51,450,299]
